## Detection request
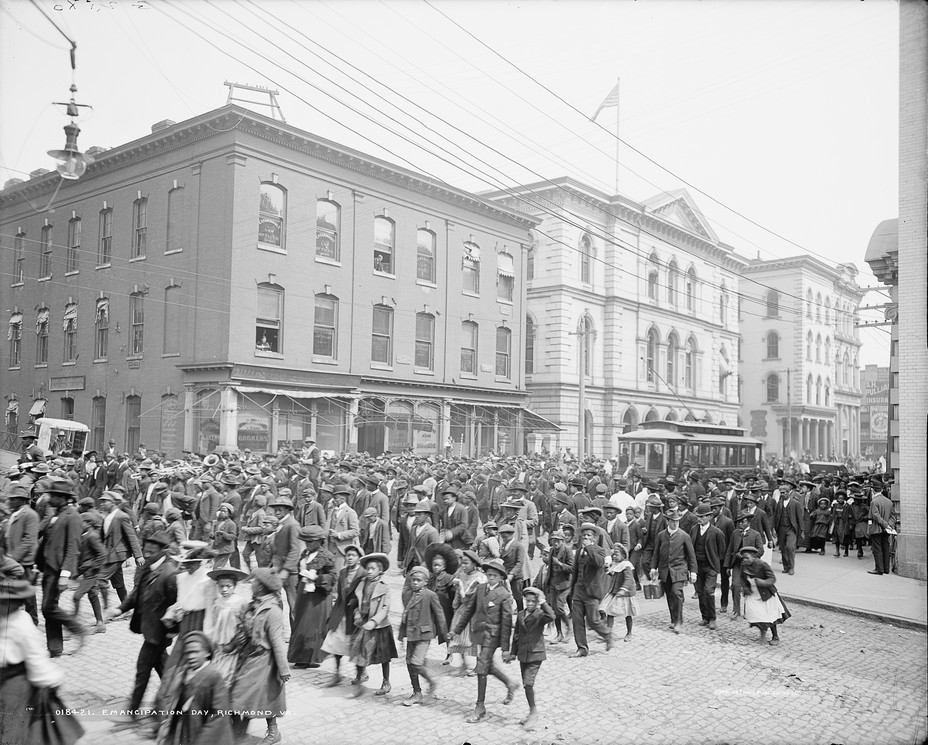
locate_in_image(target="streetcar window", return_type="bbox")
[631,443,646,468]
[699,445,710,465]
[671,444,684,470]
[648,443,665,472]
[746,446,757,466]
[731,447,742,467]
[709,445,720,466]
[686,444,699,463]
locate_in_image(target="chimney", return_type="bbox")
[4,178,24,190]
[151,119,176,133]
[29,168,49,178]
[86,146,108,156]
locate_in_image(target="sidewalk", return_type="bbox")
[773,548,928,628]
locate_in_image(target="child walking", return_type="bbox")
[204,566,248,686]
[349,553,397,697]
[739,546,791,646]
[397,566,448,706]
[504,586,554,732]
[598,543,639,641]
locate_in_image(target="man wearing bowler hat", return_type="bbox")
[568,523,613,657]
[651,507,697,634]
[403,502,440,574]
[325,485,361,574]
[269,493,302,629]
[3,483,40,623]
[689,503,727,630]
[773,478,803,575]
[439,486,473,550]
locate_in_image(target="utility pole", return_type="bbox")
[570,326,591,462]
[785,367,792,457]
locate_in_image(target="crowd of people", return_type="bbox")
[0,428,897,743]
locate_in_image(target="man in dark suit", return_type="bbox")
[2,484,40,623]
[98,490,144,606]
[439,486,472,550]
[452,558,517,724]
[867,484,895,575]
[689,503,727,630]
[36,478,86,656]
[543,530,573,643]
[651,508,697,634]
[602,504,629,551]
[773,480,804,575]
[403,503,440,574]
[724,512,765,619]
[568,523,613,657]
[710,496,735,613]
[106,531,178,720]
[269,494,302,629]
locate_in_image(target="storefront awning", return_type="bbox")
[29,399,46,416]
[447,401,562,432]
[232,385,359,400]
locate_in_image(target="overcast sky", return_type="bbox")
[0,0,898,364]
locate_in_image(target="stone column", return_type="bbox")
[347,398,359,453]
[219,387,237,453]
[183,387,195,453]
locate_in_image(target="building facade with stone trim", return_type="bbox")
[1,105,559,458]
[486,178,745,459]
[739,257,864,460]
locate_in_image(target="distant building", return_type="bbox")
[0,105,559,458]
[859,364,889,463]
[486,179,745,459]
[739,257,864,460]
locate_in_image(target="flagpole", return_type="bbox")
[615,77,620,195]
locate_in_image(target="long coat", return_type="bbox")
[120,556,179,645]
[570,543,609,600]
[103,509,143,563]
[688,524,727,574]
[404,523,440,570]
[37,505,82,576]
[511,602,555,663]
[270,514,302,574]
[452,581,513,651]
[2,504,39,565]
[325,505,361,559]
[653,529,697,584]
[156,663,234,745]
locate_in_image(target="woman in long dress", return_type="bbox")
[349,553,397,696]
[287,525,337,668]
[204,567,249,686]
[320,544,364,686]
[447,550,486,676]
[228,568,290,744]
[739,546,791,645]
[598,542,640,641]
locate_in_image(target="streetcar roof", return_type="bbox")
[616,429,764,446]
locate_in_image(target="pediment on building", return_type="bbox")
[641,188,718,243]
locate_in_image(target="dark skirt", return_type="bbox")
[230,644,286,718]
[349,626,397,667]
[0,663,84,745]
[287,590,330,665]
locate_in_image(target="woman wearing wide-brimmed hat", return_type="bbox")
[348,553,397,696]
[0,576,84,744]
[320,544,365,687]
[228,568,290,744]
[204,567,250,686]
[287,525,337,669]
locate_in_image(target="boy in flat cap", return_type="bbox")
[398,565,447,706]
[505,586,554,732]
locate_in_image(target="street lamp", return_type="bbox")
[48,84,93,181]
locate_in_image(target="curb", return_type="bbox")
[778,593,928,631]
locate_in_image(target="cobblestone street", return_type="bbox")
[49,559,927,745]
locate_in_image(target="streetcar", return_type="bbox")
[616,420,763,480]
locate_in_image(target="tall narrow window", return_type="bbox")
[766,375,780,403]
[67,218,81,273]
[766,331,779,359]
[371,305,393,364]
[685,337,696,389]
[255,284,283,354]
[163,286,180,355]
[91,396,106,453]
[39,225,52,279]
[719,348,730,395]
[98,208,113,265]
[313,294,338,359]
[816,292,823,323]
[806,332,814,361]
[462,241,480,294]
[806,375,814,403]
[373,216,394,274]
[646,329,658,383]
[667,333,678,385]
[766,290,779,318]
[258,183,285,249]
[129,293,144,355]
[166,186,185,253]
[415,313,435,371]
[526,246,535,280]
[132,197,148,258]
[580,234,593,284]
[63,302,78,362]
[525,316,535,375]
[815,334,822,363]
[825,378,831,406]
[497,252,514,302]
[825,297,831,325]
[125,395,141,454]
[495,326,511,378]
[806,289,813,319]
[416,228,435,283]
[7,312,22,367]
[13,232,25,284]
[647,270,659,300]
[816,376,823,406]
[667,260,679,305]
[685,267,696,311]
[94,298,109,360]
[461,321,478,374]
[842,352,849,385]
[36,308,49,365]
[719,285,728,326]
[316,199,340,261]
[61,397,74,421]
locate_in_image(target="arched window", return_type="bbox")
[825,336,831,362]
[36,307,49,365]
[581,316,594,377]
[98,208,113,265]
[646,328,659,383]
[415,313,435,371]
[667,260,679,305]
[580,233,593,284]
[667,332,679,386]
[766,290,779,318]
[460,321,478,374]
[815,334,822,363]
[495,326,512,379]
[766,331,779,359]
[825,378,831,406]
[525,316,535,375]
[316,199,340,261]
[836,354,844,385]
[719,346,730,396]
[719,284,728,326]
[842,352,849,385]
[526,245,535,280]
[685,336,696,389]
[256,283,283,354]
[665,410,679,421]
[313,294,338,359]
[644,408,659,423]
[806,331,814,361]
[132,197,148,258]
[166,186,186,254]
[806,374,814,403]
[647,252,660,300]
[816,292,823,323]
[462,241,480,294]
[766,374,780,403]
[163,286,180,356]
[416,228,436,283]
[497,252,514,302]
[685,267,697,311]
[806,289,814,319]
[824,297,831,325]
[7,311,22,367]
[816,376,823,406]
[371,304,394,365]
[373,216,394,274]
[258,183,285,249]
[622,408,638,433]
[63,302,78,362]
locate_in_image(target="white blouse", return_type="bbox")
[0,608,65,687]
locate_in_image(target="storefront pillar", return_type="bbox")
[219,387,238,453]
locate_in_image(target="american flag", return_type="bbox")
[591,82,620,121]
